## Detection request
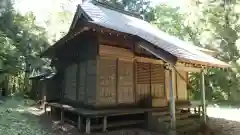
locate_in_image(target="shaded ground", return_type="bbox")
[1,97,240,135]
[0,97,161,135]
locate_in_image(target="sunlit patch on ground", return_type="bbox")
[207,105,240,121]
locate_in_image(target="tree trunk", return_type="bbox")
[24,57,31,94]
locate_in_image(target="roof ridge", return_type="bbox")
[91,0,143,19]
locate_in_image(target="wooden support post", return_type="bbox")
[60,110,64,123]
[86,118,91,134]
[103,116,107,132]
[44,103,47,115]
[198,106,201,115]
[201,70,207,123]
[78,116,81,131]
[169,65,176,135]
[43,96,47,114]
[49,106,52,117]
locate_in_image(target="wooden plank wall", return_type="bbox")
[61,32,99,106]
[96,45,166,107]
[85,60,97,105]
[64,64,78,101]
[78,62,86,102]
[117,59,134,104]
[96,56,135,106]
[164,69,188,101]
[96,56,117,106]
[176,70,188,100]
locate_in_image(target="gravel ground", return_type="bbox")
[208,118,240,135]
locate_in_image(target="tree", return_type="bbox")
[183,0,240,101]
[0,0,49,94]
[96,0,154,21]
[150,1,240,102]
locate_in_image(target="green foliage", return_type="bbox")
[0,0,49,94]
[96,0,154,21]
[151,0,240,102]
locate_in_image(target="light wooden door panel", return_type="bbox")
[118,60,134,104]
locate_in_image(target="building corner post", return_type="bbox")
[169,65,176,135]
[201,70,207,123]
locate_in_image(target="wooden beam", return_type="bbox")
[175,66,201,72]
[135,56,163,64]
[201,70,207,123]
[137,41,177,65]
[99,45,134,58]
[169,65,176,135]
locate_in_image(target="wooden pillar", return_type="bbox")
[44,103,47,114]
[103,116,107,132]
[49,106,52,117]
[86,118,91,134]
[60,110,64,123]
[169,65,176,135]
[201,70,207,123]
[198,105,201,115]
[78,116,81,131]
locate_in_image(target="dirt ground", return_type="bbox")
[208,118,240,135]
[1,98,240,135]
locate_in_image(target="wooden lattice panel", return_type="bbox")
[117,60,134,104]
[64,64,77,101]
[136,62,150,84]
[136,62,151,103]
[97,57,117,105]
[150,64,165,98]
[150,64,165,84]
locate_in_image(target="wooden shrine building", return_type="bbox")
[41,1,230,135]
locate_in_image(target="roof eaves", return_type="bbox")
[178,58,230,69]
[77,4,93,21]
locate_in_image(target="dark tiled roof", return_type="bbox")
[78,1,229,68]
